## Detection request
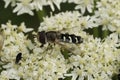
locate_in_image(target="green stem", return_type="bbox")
[36,10,46,22]
[93,27,99,37]
[102,30,109,38]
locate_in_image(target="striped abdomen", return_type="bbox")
[60,33,83,44]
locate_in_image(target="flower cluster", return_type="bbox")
[1,0,120,80]
[37,11,120,80]
[65,33,120,80]
[39,11,98,32]
[3,0,65,15]
[3,0,96,15]
[95,0,120,32]
[0,21,33,79]
[68,0,94,14]
[0,21,68,80]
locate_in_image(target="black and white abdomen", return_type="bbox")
[60,33,83,44]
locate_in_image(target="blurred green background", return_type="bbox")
[0,0,108,38]
[0,0,40,32]
[0,0,76,32]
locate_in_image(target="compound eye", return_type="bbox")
[38,31,46,45]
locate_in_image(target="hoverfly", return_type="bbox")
[15,53,22,64]
[37,31,83,47]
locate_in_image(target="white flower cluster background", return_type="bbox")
[1,0,120,80]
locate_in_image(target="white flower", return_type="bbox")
[1,7,120,79]
[0,32,4,53]
[13,0,34,15]
[95,0,120,32]
[79,15,99,29]
[0,21,34,64]
[0,21,68,80]
[37,11,120,80]
[31,0,47,10]
[46,0,63,11]
[0,68,20,80]
[18,22,33,33]
[3,0,34,15]
[3,0,65,15]
[38,11,99,33]
[3,0,16,8]
[30,0,64,11]
[68,0,94,14]
[64,33,120,80]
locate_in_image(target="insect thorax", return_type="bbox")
[45,31,60,42]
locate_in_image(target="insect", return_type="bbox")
[15,53,22,64]
[37,31,83,47]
